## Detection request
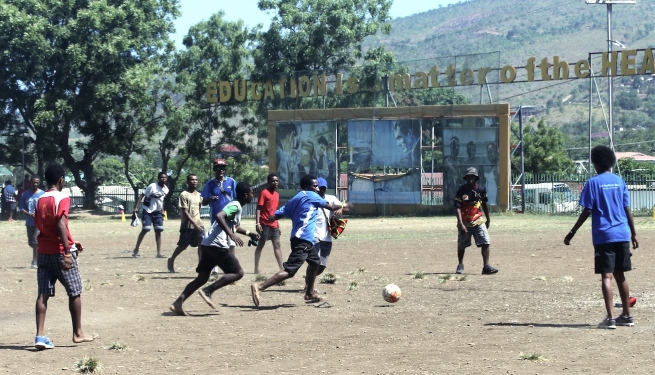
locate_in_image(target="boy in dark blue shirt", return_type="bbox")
[564,145,639,329]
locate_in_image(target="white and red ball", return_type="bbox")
[382,284,401,303]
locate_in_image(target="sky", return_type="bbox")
[172,0,458,49]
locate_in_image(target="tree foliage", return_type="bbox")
[514,119,574,174]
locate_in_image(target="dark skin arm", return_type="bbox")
[482,201,491,229]
[268,202,352,222]
[563,208,591,245]
[57,215,83,270]
[215,211,259,247]
[133,193,144,213]
[624,206,639,249]
[182,206,202,233]
[455,207,467,233]
[255,205,264,235]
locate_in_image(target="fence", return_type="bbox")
[71,181,268,219]
[511,173,655,216]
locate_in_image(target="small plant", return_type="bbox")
[108,341,128,351]
[372,276,379,281]
[84,280,94,292]
[356,268,367,274]
[518,352,542,361]
[438,274,453,283]
[454,275,468,282]
[413,271,425,279]
[253,274,267,282]
[132,275,146,282]
[533,276,547,281]
[320,272,338,284]
[562,276,574,282]
[115,273,122,278]
[76,356,101,373]
[347,280,358,291]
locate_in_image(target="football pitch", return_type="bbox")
[1,213,654,374]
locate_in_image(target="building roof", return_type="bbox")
[615,152,655,162]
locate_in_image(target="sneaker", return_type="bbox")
[456,264,464,274]
[30,263,38,269]
[615,315,634,327]
[34,336,55,350]
[481,265,498,275]
[597,317,616,329]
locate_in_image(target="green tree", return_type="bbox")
[616,90,641,111]
[0,0,179,208]
[514,119,574,174]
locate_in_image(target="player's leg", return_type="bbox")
[200,248,244,309]
[35,253,57,349]
[304,243,322,301]
[595,243,616,322]
[253,226,269,274]
[456,229,471,273]
[153,210,165,257]
[35,293,49,337]
[252,239,310,306]
[133,210,151,257]
[613,242,633,324]
[474,225,497,274]
[170,246,213,315]
[270,229,284,271]
[57,255,93,343]
[600,272,614,318]
[169,229,192,272]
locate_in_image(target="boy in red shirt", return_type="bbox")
[253,173,284,274]
[33,163,94,350]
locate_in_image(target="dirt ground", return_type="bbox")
[1,212,655,374]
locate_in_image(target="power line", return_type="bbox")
[565,139,655,151]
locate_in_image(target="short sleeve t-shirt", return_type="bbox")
[315,194,340,242]
[579,172,631,245]
[20,189,44,226]
[454,183,488,227]
[201,177,237,224]
[275,190,327,243]
[143,182,168,213]
[201,200,242,249]
[35,190,74,255]
[179,190,203,230]
[257,188,279,229]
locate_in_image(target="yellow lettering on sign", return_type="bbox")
[263,80,275,100]
[459,68,474,86]
[478,67,492,85]
[250,82,262,100]
[429,65,440,87]
[234,80,247,102]
[299,76,311,97]
[312,74,327,96]
[345,77,359,94]
[574,60,590,78]
[601,51,618,76]
[336,74,343,95]
[500,65,516,83]
[540,57,552,81]
[278,77,288,99]
[553,56,569,80]
[640,48,655,74]
[620,49,637,75]
[389,73,411,91]
[414,72,428,89]
[290,78,297,98]
[219,81,232,102]
[526,57,537,82]
[206,82,218,103]
[445,64,456,86]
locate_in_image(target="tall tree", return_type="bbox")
[0,0,179,208]
[514,119,574,174]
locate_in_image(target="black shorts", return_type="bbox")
[283,238,320,277]
[594,242,632,274]
[260,225,280,242]
[196,245,242,274]
[177,228,203,248]
[26,225,39,247]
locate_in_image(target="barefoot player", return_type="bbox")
[251,174,349,307]
[170,182,259,315]
[34,163,94,349]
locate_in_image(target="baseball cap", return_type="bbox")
[317,177,328,188]
[213,158,227,168]
[463,167,480,180]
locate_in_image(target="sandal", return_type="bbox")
[304,294,323,303]
[315,301,332,308]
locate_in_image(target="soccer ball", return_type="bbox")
[382,284,401,303]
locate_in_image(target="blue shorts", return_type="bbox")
[314,241,333,267]
[142,210,164,232]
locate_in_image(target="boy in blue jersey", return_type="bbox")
[251,174,349,306]
[170,182,259,316]
[564,145,639,329]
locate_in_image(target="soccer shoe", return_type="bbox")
[35,336,55,350]
[615,315,634,327]
[481,265,498,275]
[597,317,616,329]
[456,264,464,274]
